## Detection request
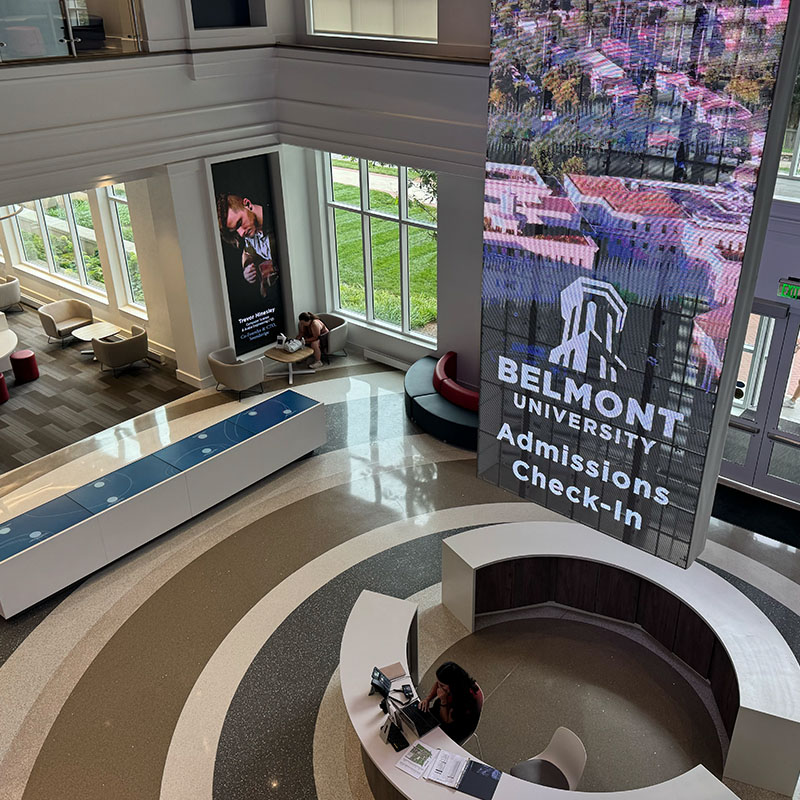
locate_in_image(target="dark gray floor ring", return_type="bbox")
[213,528,800,800]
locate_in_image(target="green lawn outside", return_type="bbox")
[333,184,437,330]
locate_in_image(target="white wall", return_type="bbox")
[125,178,183,358]
[272,146,326,326]
[436,172,485,386]
[757,198,800,323]
[0,49,278,208]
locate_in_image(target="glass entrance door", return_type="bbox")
[0,0,72,61]
[721,302,800,503]
[753,317,800,501]
[721,308,786,485]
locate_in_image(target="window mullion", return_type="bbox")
[328,204,342,310]
[324,152,334,202]
[400,222,410,334]
[359,159,374,321]
[398,167,409,221]
[35,201,56,274]
[64,194,87,287]
[363,213,374,321]
[791,131,800,177]
[398,167,410,333]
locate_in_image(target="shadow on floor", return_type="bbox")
[713,485,800,549]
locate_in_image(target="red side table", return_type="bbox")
[10,350,39,384]
[0,373,8,404]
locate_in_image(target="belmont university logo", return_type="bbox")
[549,277,628,383]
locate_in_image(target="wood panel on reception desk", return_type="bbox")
[441,522,800,797]
[0,390,326,618]
[341,590,738,800]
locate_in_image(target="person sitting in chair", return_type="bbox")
[297,312,329,369]
[419,661,483,745]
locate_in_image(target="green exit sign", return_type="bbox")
[779,278,800,299]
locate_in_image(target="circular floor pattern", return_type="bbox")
[213,528,463,800]
[212,524,798,800]
[420,616,723,792]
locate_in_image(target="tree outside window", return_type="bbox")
[14,195,106,295]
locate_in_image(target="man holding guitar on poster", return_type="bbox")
[216,193,278,298]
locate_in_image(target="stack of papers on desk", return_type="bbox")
[396,742,437,779]
[396,746,501,799]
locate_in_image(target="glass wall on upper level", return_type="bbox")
[309,0,437,42]
[0,0,143,63]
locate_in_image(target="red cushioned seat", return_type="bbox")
[433,351,479,412]
[0,373,8,404]
[10,350,39,384]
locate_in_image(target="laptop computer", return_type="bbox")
[397,701,439,739]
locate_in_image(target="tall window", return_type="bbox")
[310,0,436,41]
[108,184,145,308]
[325,154,437,341]
[14,195,105,294]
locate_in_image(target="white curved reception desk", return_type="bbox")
[442,522,800,797]
[340,589,738,800]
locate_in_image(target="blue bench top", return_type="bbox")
[0,390,320,563]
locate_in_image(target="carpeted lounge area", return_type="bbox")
[0,306,193,474]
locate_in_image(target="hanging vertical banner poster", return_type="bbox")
[212,154,286,357]
[478,0,791,566]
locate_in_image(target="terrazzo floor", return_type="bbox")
[0,360,797,800]
[420,617,723,791]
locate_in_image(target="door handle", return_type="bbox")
[728,419,760,434]
[766,431,800,446]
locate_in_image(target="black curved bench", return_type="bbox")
[404,356,478,450]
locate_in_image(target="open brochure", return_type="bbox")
[395,742,437,779]
[424,748,470,787]
[396,744,501,798]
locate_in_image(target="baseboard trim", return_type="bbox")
[363,348,412,372]
[176,369,216,389]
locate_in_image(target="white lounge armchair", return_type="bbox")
[0,276,23,313]
[207,346,264,400]
[92,325,150,376]
[318,312,348,363]
[38,299,93,346]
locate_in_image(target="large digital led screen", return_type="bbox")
[212,154,286,357]
[479,0,791,566]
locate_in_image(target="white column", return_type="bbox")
[150,161,230,385]
[435,170,485,388]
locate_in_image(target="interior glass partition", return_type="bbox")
[0,0,141,62]
[0,1,70,61]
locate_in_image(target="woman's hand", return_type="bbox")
[419,697,430,712]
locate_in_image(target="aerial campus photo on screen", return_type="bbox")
[478,0,790,564]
